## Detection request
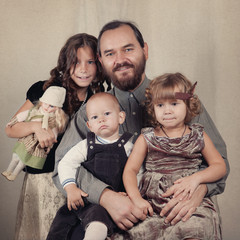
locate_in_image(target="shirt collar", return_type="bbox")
[111,75,151,105]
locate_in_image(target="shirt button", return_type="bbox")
[130,94,133,97]
[134,132,138,136]
[132,112,136,115]
[118,144,122,147]
[89,141,93,144]
[121,139,125,143]
[90,145,93,149]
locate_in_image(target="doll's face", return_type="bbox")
[41,102,57,113]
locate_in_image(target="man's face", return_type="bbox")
[99,25,148,91]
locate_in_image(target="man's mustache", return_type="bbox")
[113,62,134,72]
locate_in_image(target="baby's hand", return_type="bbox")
[132,197,153,216]
[173,175,200,200]
[65,184,88,211]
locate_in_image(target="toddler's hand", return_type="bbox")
[65,184,88,211]
[173,175,200,200]
[132,197,153,216]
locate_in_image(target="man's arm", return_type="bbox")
[191,103,230,196]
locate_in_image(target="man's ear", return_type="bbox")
[97,53,103,65]
[143,42,149,60]
[119,111,126,125]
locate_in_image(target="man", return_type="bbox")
[53,20,229,237]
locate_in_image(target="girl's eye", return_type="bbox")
[172,102,178,106]
[157,104,163,107]
[50,105,54,108]
[88,60,95,65]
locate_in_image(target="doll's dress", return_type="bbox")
[9,108,56,169]
[111,123,221,240]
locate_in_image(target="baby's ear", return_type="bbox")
[86,121,91,130]
[119,111,126,124]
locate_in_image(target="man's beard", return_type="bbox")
[104,55,146,91]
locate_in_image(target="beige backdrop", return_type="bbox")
[0,0,239,239]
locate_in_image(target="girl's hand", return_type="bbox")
[132,197,153,216]
[173,175,200,200]
[65,184,89,211]
[33,122,57,148]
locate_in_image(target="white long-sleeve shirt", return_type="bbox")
[58,135,133,189]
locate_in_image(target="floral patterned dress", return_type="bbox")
[111,124,221,240]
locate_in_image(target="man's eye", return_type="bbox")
[125,48,133,52]
[106,52,113,57]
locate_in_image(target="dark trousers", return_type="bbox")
[47,203,115,240]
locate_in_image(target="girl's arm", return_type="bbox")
[5,99,56,148]
[173,131,227,198]
[123,134,153,215]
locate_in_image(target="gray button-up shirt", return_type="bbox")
[53,76,229,204]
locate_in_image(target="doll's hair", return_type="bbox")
[54,107,69,133]
[145,72,202,128]
[31,103,68,133]
[44,33,110,117]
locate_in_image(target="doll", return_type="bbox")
[2,86,68,181]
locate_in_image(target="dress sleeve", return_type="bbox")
[26,81,45,103]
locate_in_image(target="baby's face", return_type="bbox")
[41,102,57,113]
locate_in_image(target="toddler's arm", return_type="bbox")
[123,134,153,216]
[173,131,227,199]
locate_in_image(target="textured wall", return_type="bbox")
[0,0,239,239]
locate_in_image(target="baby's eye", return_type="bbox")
[50,105,54,108]
[104,112,111,116]
[91,115,98,120]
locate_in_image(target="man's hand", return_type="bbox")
[160,184,207,225]
[99,188,147,231]
[65,184,88,211]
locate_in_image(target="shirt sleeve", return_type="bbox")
[58,140,88,188]
[191,103,229,197]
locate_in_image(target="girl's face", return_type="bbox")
[41,102,57,113]
[70,46,97,88]
[153,89,187,129]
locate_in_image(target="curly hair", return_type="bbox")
[43,33,110,117]
[145,73,202,128]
